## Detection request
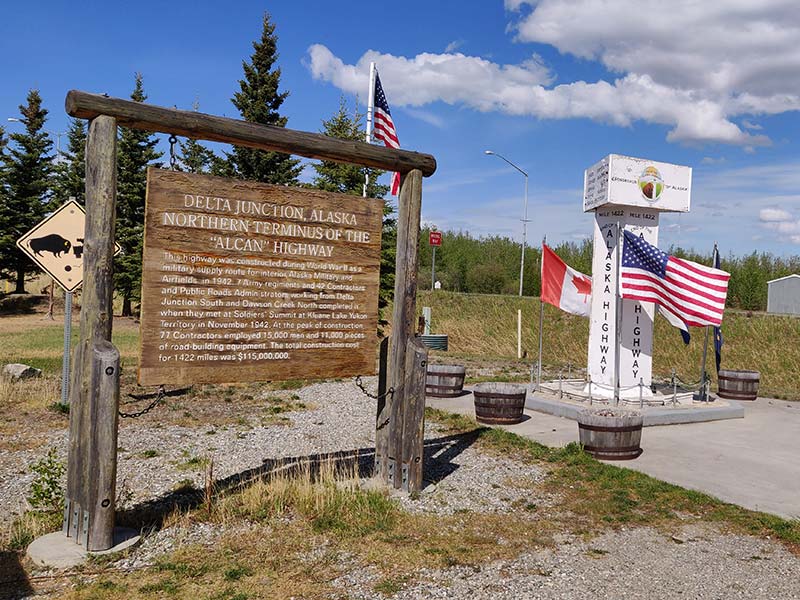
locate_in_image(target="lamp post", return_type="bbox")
[485,150,529,296]
[7,117,65,153]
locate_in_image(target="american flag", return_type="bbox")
[372,72,401,195]
[620,230,730,327]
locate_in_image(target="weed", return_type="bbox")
[139,577,180,594]
[140,449,159,459]
[173,479,196,493]
[223,565,253,581]
[3,510,62,551]
[47,401,69,415]
[176,456,210,472]
[374,576,408,595]
[27,447,65,511]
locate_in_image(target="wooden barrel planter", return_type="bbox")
[717,369,760,401]
[577,408,643,461]
[472,382,526,425]
[426,364,466,398]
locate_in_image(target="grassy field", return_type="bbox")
[418,290,800,400]
[1,290,798,399]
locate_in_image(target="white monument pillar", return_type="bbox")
[583,155,691,400]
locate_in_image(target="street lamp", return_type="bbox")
[7,117,65,153]
[485,150,529,296]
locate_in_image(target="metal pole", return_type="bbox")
[60,291,73,405]
[614,221,623,406]
[363,62,376,198]
[483,151,528,296]
[536,236,545,391]
[672,370,678,405]
[639,377,644,409]
[698,244,717,402]
[431,245,436,291]
[519,173,529,297]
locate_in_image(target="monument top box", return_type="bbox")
[583,154,691,213]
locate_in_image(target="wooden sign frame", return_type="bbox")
[62,90,436,551]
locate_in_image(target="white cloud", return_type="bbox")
[308,46,770,146]
[701,156,726,165]
[307,45,554,106]
[307,2,800,147]
[444,40,464,53]
[760,208,792,222]
[508,1,800,98]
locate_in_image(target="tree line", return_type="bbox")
[0,14,395,320]
[417,226,800,312]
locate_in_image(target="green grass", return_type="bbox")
[0,319,139,375]
[426,407,800,547]
[418,290,800,400]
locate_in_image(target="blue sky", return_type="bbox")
[2,0,800,258]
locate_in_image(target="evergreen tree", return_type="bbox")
[52,118,87,204]
[227,13,301,184]
[114,73,162,316]
[0,90,53,293]
[310,97,396,331]
[177,101,217,174]
[178,138,215,174]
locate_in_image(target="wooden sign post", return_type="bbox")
[63,91,436,551]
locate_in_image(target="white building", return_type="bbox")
[767,274,800,315]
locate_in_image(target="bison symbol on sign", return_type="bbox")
[29,234,71,258]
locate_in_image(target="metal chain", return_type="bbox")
[119,385,165,419]
[354,376,394,401]
[168,135,178,170]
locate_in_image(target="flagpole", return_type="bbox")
[363,61,377,198]
[698,242,717,401]
[536,236,546,391]
[614,222,623,406]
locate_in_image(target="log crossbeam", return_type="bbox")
[65,90,436,177]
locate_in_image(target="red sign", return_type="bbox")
[429,231,442,247]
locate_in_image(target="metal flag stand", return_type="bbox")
[535,236,546,391]
[698,242,719,402]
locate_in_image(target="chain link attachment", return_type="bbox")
[119,385,165,419]
[168,135,178,170]
[354,375,394,402]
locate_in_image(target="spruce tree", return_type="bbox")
[310,97,396,331]
[178,138,216,174]
[0,90,53,293]
[115,73,162,316]
[52,118,87,204]
[228,13,301,184]
[177,101,217,174]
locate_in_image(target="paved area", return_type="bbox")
[428,392,800,520]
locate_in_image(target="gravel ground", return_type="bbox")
[337,525,799,599]
[2,379,798,598]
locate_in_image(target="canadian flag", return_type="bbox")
[541,244,591,317]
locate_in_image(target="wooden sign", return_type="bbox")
[138,168,383,386]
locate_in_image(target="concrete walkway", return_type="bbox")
[428,392,800,520]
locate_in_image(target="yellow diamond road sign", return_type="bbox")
[16,200,120,292]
